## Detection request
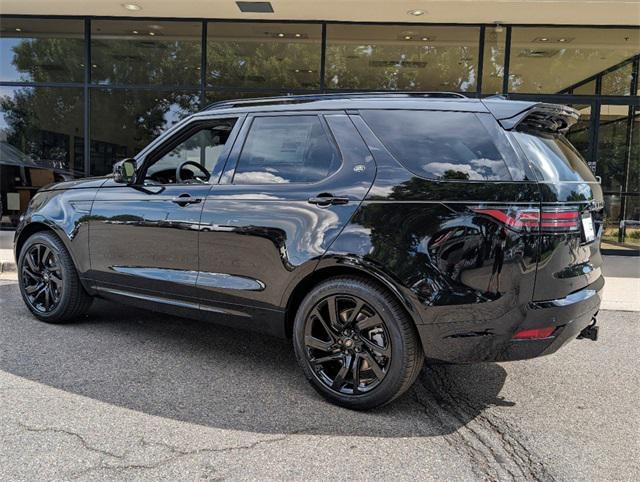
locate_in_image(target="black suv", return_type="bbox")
[14,93,603,409]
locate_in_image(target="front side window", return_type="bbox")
[361,110,512,181]
[144,119,236,184]
[233,116,340,184]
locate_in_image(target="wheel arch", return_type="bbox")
[284,261,423,339]
[15,221,82,275]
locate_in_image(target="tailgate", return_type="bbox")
[508,104,604,301]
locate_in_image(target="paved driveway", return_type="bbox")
[0,277,638,481]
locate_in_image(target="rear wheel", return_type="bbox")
[18,231,92,323]
[293,276,423,409]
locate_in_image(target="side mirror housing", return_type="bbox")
[113,158,137,184]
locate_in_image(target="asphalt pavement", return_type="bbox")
[0,275,638,481]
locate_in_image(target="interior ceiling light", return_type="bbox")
[122,3,142,11]
[132,30,139,34]
[404,35,413,40]
[294,33,301,38]
[533,36,574,44]
[277,33,285,38]
[421,37,430,41]
[148,32,155,36]
[15,28,22,32]
[407,9,425,16]
[494,23,504,33]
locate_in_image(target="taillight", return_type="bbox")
[539,208,580,232]
[512,327,556,340]
[472,206,580,233]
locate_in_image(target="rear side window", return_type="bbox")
[361,110,512,181]
[511,130,597,183]
[233,115,340,184]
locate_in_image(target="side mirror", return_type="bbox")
[113,158,137,184]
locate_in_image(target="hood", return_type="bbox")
[39,176,109,192]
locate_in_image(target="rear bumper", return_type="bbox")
[417,276,604,363]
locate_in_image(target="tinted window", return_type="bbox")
[512,130,597,183]
[234,116,340,184]
[361,110,512,181]
[145,120,236,184]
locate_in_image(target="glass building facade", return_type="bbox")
[0,17,638,250]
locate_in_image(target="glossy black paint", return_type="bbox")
[14,95,604,364]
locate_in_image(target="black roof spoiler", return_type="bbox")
[482,97,580,133]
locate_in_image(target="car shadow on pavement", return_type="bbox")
[0,284,514,438]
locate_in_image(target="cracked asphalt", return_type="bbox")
[0,275,638,481]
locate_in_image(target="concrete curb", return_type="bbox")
[0,261,16,273]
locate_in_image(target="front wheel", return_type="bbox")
[293,276,424,409]
[17,231,93,323]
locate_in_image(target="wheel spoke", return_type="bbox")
[305,335,333,352]
[356,313,384,332]
[326,296,340,329]
[361,336,391,358]
[42,247,52,267]
[25,282,42,294]
[44,286,51,310]
[22,267,39,281]
[351,354,361,393]
[331,355,352,390]
[362,352,385,380]
[26,252,38,272]
[32,284,47,301]
[311,309,338,340]
[309,353,343,365]
[346,299,365,325]
[50,273,63,287]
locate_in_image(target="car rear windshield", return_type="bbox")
[360,110,513,181]
[511,130,597,183]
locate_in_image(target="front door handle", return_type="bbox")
[308,194,350,207]
[172,194,202,206]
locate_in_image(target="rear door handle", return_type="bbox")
[172,194,202,206]
[308,194,350,207]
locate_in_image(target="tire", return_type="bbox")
[293,276,424,410]
[17,231,93,323]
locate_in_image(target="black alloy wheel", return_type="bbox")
[294,276,424,409]
[21,243,63,314]
[18,231,93,323]
[304,295,391,395]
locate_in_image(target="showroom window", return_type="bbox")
[90,89,200,176]
[91,20,202,87]
[507,27,640,94]
[601,62,635,96]
[207,22,322,90]
[325,24,480,92]
[0,17,85,83]
[0,86,84,229]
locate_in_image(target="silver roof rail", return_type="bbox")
[204,91,468,111]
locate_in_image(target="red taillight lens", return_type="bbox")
[472,207,580,233]
[540,208,580,232]
[512,327,556,340]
